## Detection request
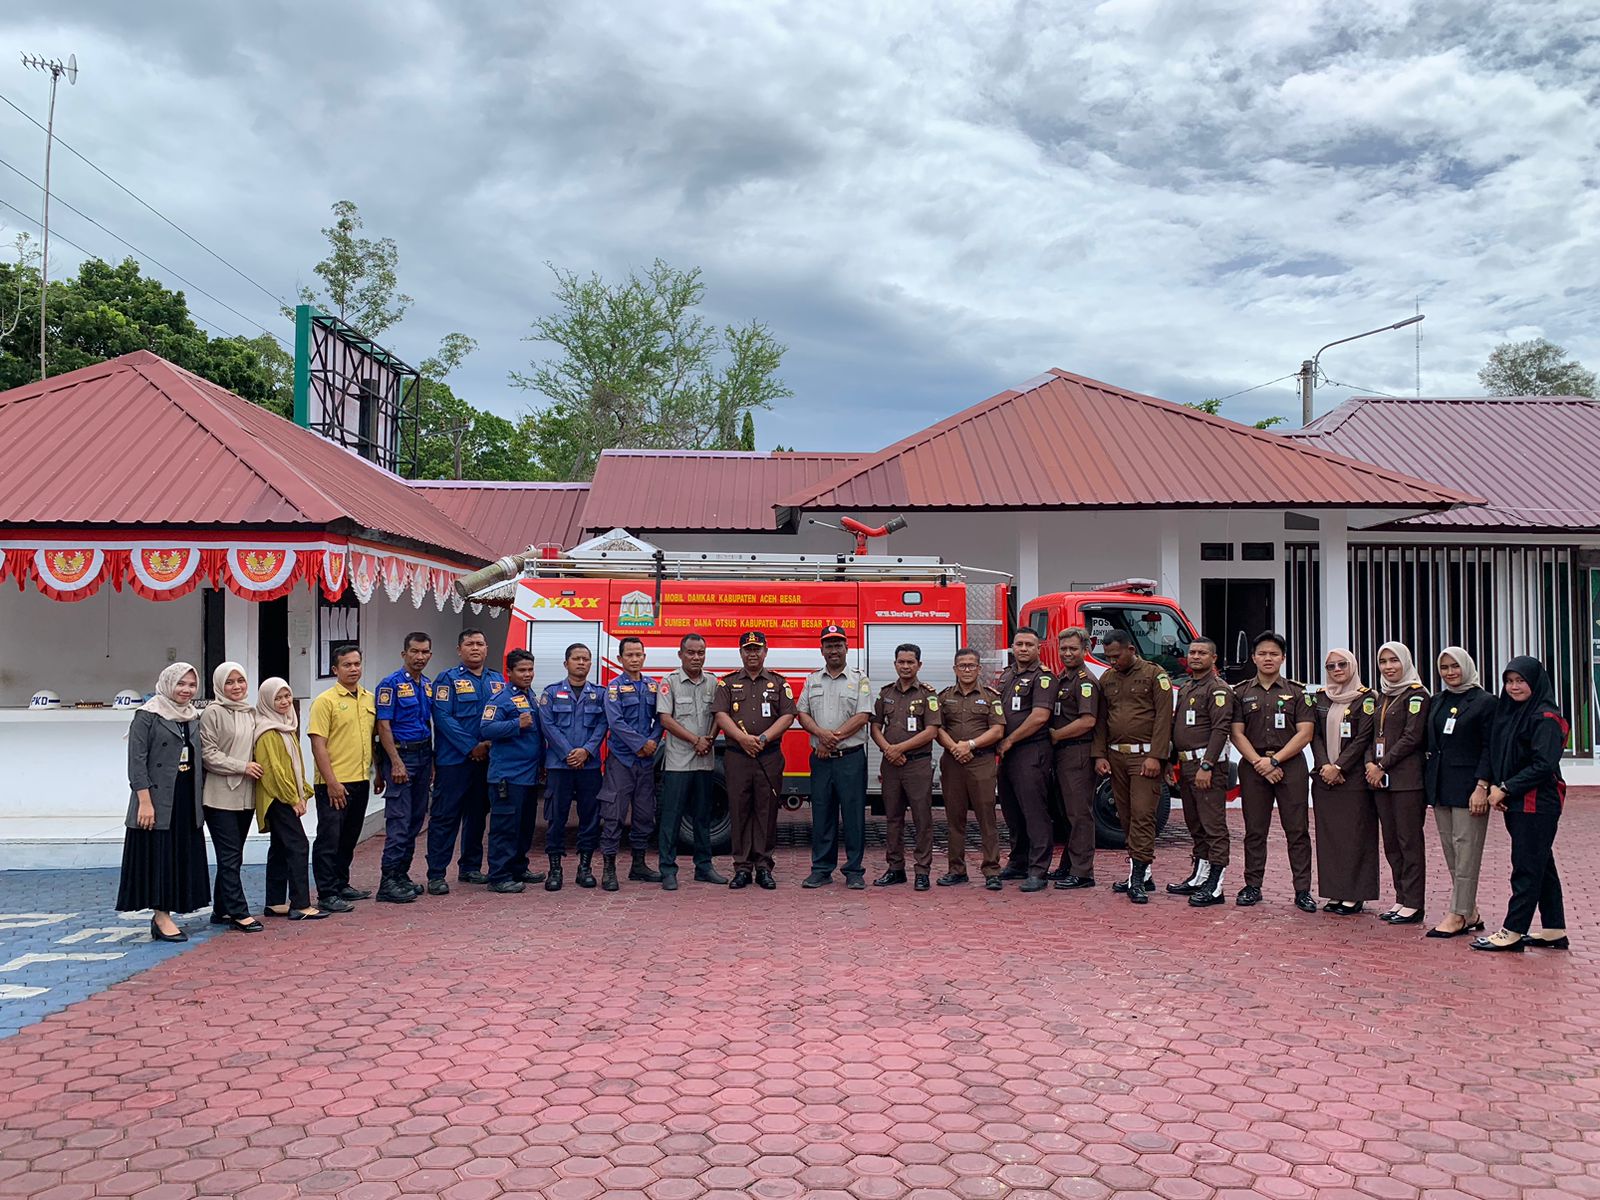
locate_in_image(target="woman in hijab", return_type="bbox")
[200,662,265,933]
[117,662,210,941]
[1309,649,1379,914]
[1424,647,1496,938]
[1472,656,1569,952]
[252,678,327,920]
[1365,641,1431,925]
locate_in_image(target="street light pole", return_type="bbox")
[20,51,77,382]
[1300,314,1425,425]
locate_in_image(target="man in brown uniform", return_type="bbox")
[1230,631,1318,912]
[1092,629,1173,903]
[712,630,796,891]
[935,647,1006,890]
[997,628,1060,893]
[1167,637,1234,907]
[871,642,942,892]
[1049,626,1099,889]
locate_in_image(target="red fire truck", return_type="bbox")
[469,537,1206,853]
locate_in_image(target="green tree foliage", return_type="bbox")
[511,260,793,480]
[1184,396,1285,429]
[411,334,538,481]
[739,410,755,451]
[1479,337,1596,397]
[290,199,411,337]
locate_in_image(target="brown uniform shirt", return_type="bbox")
[1310,687,1377,774]
[937,683,1004,749]
[1232,676,1314,755]
[872,680,943,751]
[1051,666,1099,744]
[996,664,1059,744]
[1172,670,1236,761]
[712,668,796,755]
[1370,683,1430,791]
[1092,657,1173,758]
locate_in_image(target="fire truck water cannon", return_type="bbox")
[807,515,909,555]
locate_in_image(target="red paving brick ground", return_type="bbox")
[1,797,1597,1200]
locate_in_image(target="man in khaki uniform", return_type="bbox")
[1092,629,1173,903]
[795,624,873,890]
[935,647,1006,890]
[711,630,797,890]
[870,642,942,892]
[1167,637,1235,907]
[1049,626,1099,889]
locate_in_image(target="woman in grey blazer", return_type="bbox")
[116,662,210,941]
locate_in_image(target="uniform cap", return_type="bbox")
[739,630,768,648]
[819,624,849,644]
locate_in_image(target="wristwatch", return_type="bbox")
[1199,759,1214,772]
[1267,756,1280,770]
[756,733,768,748]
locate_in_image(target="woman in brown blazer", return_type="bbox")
[1366,641,1430,925]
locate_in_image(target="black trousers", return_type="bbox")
[659,771,714,874]
[313,780,370,899]
[999,739,1053,874]
[810,750,868,877]
[1504,810,1564,935]
[204,807,254,918]
[264,800,312,911]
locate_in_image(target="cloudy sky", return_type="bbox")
[3,1,1597,448]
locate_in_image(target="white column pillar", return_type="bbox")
[1017,514,1040,605]
[1159,522,1182,603]
[1318,512,1349,654]
[221,590,258,682]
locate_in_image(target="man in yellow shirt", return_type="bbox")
[308,643,380,913]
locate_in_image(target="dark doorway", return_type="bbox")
[259,597,290,685]
[201,587,227,698]
[1202,578,1273,683]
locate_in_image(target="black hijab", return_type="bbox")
[1488,655,1559,782]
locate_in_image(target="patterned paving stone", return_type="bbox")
[0,803,1595,1198]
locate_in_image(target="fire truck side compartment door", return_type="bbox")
[864,623,960,795]
[525,620,606,693]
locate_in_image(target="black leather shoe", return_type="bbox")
[1334,901,1365,916]
[1113,863,1155,894]
[998,865,1029,881]
[756,868,777,890]
[845,874,865,890]
[1294,891,1318,913]
[694,867,730,885]
[576,853,597,888]
[150,918,187,943]
[1019,872,1049,893]
[984,877,1003,891]
[601,854,620,892]
[318,895,355,913]
[874,870,907,887]
[210,912,234,925]
[936,873,969,887]
[1127,872,1148,904]
[544,858,563,892]
[914,874,930,892]
[1053,875,1095,890]
[661,873,678,891]
[1189,885,1225,907]
[1047,857,1073,881]
[729,870,753,890]
[1523,934,1570,949]
[802,871,833,889]
[1167,861,1202,895]
[515,868,547,885]
[459,871,489,885]
[375,877,416,904]
[1470,936,1524,952]
[426,878,449,896]
[489,879,525,894]
[336,885,371,901]
[287,908,331,921]
[628,851,663,883]
[1388,909,1424,925]
[1235,886,1262,907]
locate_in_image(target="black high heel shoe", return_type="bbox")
[1470,935,1524,952]
[1522,934,1570,950]
[150,918,188,943]
[1334,901,1365,916]
[1387,909,1424,926]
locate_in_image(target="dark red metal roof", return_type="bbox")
[1290,395,1600,530]
[412,481,590,555]
[0,351,494,563]
[582,450,865,532]
[778,369,1480,514]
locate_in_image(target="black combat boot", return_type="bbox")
[375,873,415,904]
[601,854,619,892]
[544,855,563,892]
[1127,861,1149,904]
[628,850,662,883]
[1167,859,1206,895]
[1190,866,1225,906]
[576,852,596,888]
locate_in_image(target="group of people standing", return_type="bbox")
[117,622,1571,955]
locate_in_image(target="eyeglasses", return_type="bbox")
[1324,662,1350,670]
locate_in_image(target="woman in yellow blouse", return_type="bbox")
[253,678,329,920]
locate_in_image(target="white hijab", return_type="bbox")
[253,678,304,793]
[211,661,253,711]
[1437,646,1481,694]
[1378,641,1423,697]
[141,662,199,723]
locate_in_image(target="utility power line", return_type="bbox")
[1208,372,1298,403]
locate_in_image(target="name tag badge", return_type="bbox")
[1340,721,1352,740]
[1011,696,1022,711]
[761,701,772,718]
[1443,717,1457,735]
[1375,741,1385,758]
[906,715,918,733]
[1184,710,1196,727]
[1273,712,1286,730]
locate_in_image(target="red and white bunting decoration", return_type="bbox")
[0,538,471,607]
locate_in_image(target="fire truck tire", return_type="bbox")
[1091,775,1172,850]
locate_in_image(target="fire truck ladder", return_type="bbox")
[525,549,965,584]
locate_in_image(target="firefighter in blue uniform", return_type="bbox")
[373,632,435,904]
[537,643,608,891]
[480,648,546,893]
[426,628,503,893]
[598,635,664,891]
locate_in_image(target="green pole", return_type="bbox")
[292,304,315,427]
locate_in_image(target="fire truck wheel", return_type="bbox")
[1091,775,1172,851]
[678,766,733,855]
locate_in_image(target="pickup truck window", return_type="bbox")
[1083,604,1189,675]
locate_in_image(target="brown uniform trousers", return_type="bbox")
[1093,658,1172,866]
[1177,762,1229,867]
[996,665,1061,875]
[712,668,796,872]
[875,681,941,874]
[1053,741,1097,877]
[1173,673,1235,869]
[941,752,1000,877]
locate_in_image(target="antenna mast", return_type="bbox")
[20,51,78,381]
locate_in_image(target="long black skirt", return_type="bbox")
[1313,777,1379,901]
[116,804,210,914]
